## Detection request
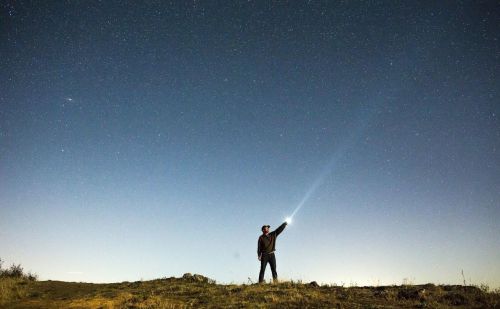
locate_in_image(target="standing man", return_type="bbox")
[257,221,288,283]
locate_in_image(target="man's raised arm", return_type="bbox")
[274,222,288,236]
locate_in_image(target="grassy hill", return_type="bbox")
[2,273,499,308]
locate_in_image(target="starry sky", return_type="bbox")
[1,1,499,286]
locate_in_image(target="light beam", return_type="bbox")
[286,103,379,222]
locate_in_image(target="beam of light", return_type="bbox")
[287,102,380,222]
[289,149,344,221]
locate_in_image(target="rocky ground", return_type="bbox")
[2,273,499,308]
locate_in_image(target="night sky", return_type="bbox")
[1,1,499,286]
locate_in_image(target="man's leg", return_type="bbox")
[258,254,269,283]
[269,254,278,282]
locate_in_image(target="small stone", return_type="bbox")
[309,281,320,287]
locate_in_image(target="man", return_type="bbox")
[257,221,287,283]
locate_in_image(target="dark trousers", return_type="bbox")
[259,253,277,283]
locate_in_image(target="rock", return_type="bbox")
[182,273,193,280]
[192,274,208,283]
[309,281,320,287]
[182,273,215,284]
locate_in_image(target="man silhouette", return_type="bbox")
[257,221,287,283]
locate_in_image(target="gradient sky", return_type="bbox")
[1,1,499,287]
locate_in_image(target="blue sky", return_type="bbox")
[1,1,499,287]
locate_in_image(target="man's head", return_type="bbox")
[261,225,270,235]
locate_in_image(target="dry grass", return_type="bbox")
[1,275,499,308]
[0,277,31,305]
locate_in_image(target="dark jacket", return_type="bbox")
[257,222,287,256]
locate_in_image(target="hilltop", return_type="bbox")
[2,273,499,308]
